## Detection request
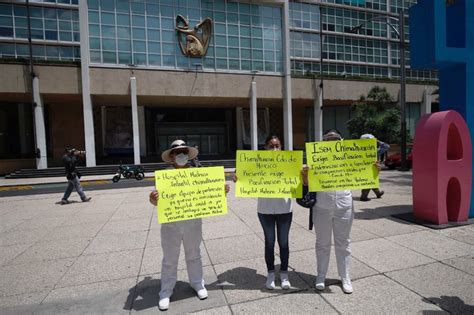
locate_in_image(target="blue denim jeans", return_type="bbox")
[257,212,293,272]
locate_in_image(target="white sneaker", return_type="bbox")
[315,276,325,291]
[280,272,291,290]
[158,297,170,311]
[342,278,353,294]
[266,272,276,290]
[196,287,208,300]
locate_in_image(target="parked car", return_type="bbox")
[384,146,413,169]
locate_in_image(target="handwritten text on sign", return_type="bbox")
[305,139,378,191]
[236,150,303,198]
[155,166,228,224]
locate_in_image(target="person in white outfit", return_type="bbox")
[149,139,230,311]
[303,130,381,294]
[233,135,293,290]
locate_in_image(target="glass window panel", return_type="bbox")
[116,0,129,13]
[133,40,146,52]
[0,16,12,27]
[160,5,174,17]
[214,12,225,22]
[0,4,11,16]
[241,37,250,47]
[241,60,251,70]
[148,54,161,65]
[100,0,115,11]
[227,13,238,23]
[31,29,44,39]
[229,59,240,70]
[147,17,159,28]
[32,45,45,57]
[102,38,116,50]
[118,52,131,64]
[216,47,227,57]
[132,15,145,27]
[89,37,100,49]
[45,30,58,40]
[88,11,99,23]
[252,38,263,49]
[101,25,115,37]
[131,2,145,14]
[15,17,28,28]
[161,30,174,42]
[59,31,72,41]
[241,48,251,59]
[240,14,250,25]
[132,27,145,39]
[253,61,264,71]
[228,24,239,36]
[59,21,71,31]
[31,19,43,29]
[162,43,174,53]
[216,58,228,69]
[60,46,73,58]
[102,51,116,63]
[90,50,101,62]
[118,39,131,51]
[16,44,29,56]
[58,9,72,20]
[14,27,28,38]
[146,4,159,16]
[229,48,239,58]
[148,41,160,53]
[163,55,174,66]
[101,12,115,24]
[228,36,239,47]
[161,17,174,30]
[13,5,26,17]
[215,23,226,34]
[240,25,250,36]
[30,7,42,18]
[252,27,262,37]
[46,46,59,58]
[147,29,160,40]
[253,49,263,60]
[117,14,130,26]
[117,26,130,38]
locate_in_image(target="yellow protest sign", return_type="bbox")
[154,166,227,224]
[236,150,303,198]
[305,139,379,191]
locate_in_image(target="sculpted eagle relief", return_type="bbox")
[175,14,212,57]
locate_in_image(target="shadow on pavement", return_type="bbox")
[422,295,474,314]
[123,268,339,311]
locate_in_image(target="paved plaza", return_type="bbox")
[0,171,473,314]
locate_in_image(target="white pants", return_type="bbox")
[313,204,354,279]
[159,218,204,299]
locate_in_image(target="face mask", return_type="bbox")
[175,153,189,166]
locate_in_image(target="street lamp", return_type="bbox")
[351,10,409,171]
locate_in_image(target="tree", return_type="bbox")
[347,86,402,144]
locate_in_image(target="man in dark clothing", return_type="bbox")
[61,148,91,204]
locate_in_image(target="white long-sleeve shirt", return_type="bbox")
[257,197,293,214]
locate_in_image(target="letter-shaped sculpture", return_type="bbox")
[413,111,472,224]
[410,0,474,217]
[176,15,212,57]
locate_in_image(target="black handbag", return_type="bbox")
[296,185,317,230]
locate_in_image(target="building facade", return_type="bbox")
[0,0,437,174]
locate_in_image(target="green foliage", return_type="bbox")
[347,86,402,144]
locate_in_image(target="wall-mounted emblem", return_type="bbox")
[176,15,212,57]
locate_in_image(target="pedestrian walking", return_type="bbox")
[360,134,390,201]
[60,147,91,204]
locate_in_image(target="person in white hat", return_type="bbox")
[149,139,229,311]
[360,134,390,201]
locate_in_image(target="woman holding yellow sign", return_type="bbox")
[149,139,230,311]
[233,135,293,290]
[303,129,381,294]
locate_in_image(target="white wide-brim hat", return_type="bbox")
[161,139,199,164]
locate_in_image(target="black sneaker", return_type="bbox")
[360,196,370,202]
[60,199,69,205]
[82,197,91,202]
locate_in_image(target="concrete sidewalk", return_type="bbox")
[0,171,472,314]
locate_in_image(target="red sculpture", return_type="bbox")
[413,110,472,224]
